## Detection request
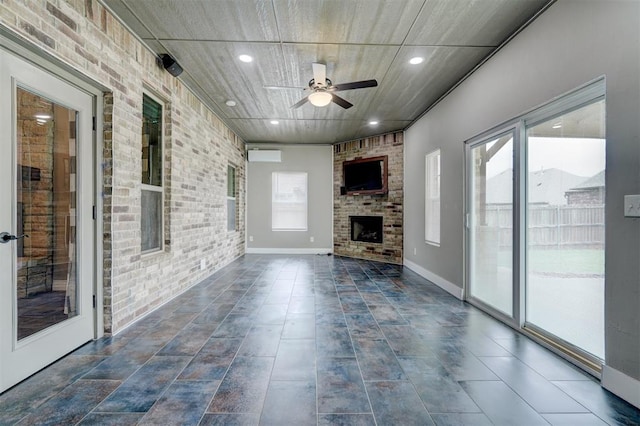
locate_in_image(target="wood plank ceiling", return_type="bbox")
[101,0,553,144]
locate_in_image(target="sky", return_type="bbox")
[485,137,606,179]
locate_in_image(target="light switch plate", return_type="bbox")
[624,195,640,217]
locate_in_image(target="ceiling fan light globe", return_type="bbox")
[308,91,332,107]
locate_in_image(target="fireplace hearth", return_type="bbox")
[350,216,383,243]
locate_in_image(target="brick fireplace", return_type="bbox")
[333,132,403,264]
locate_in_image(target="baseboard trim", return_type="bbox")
[245,247,333,255]
[602,365,640,409]
[403,259,463,300]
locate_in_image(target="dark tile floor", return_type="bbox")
[17,291,70,340]
[1,254,639,425]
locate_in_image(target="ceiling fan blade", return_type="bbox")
[312,62,326,86]
[331,94,353,109]
[291,96,309,109]
[332,79,378,91]
[264,85,306,90]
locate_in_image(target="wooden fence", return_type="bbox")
[485,205,604,248]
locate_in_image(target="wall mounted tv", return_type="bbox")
[342,155,388,195]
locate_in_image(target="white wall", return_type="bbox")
[403,0,640,401]
[246,144,333,253]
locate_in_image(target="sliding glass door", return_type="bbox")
[465,80,605,369]
[468,130,516,318]
[525,100,605,359]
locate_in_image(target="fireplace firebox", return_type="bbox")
[350,216,383,243]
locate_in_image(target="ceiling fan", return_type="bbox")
[266,63,378,109]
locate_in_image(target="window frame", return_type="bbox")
[141,91,165,255]
[425,149,441,246]
[271,171,308,232]
[227,164,236,232]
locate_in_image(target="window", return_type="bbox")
[141,93,164,253]
[227,164,236,231]
[272,172,307,231]
[425,149,441,245]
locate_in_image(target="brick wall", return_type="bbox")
[334,132,403,264]
[0,0,246,334]
[566,188,604,205]
[16,90,55,297]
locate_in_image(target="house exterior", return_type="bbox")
[566,170,606,205]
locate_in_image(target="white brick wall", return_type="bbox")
[0,0,246,333]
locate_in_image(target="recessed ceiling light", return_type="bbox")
[369,120,379,126]
[409,57,424,65]
[225,100,237,107]
[238,54,253,63]
[270,120,279,125]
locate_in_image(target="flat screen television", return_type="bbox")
[343,155,388,195]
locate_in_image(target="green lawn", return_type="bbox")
[498,249,604,275]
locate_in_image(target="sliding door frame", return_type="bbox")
[464,77,606,376]
[465,121,525,330]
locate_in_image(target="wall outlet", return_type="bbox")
[249,236,254,242]
[413,247,417,255]
[624,195,640,217]
[310,236,314,242]
[200,259,206,270]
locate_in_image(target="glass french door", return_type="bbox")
[0,48,95,393]
[466,80,606,369]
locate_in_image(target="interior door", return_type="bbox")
[0,48,95,393]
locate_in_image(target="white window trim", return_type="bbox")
[425,149,441,246]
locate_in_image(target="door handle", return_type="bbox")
[0,232,29,243]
